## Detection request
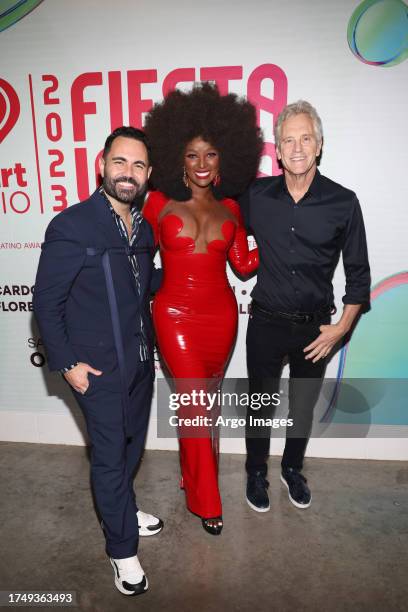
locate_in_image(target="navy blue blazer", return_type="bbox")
[33,189,156,394]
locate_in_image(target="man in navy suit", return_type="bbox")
[33,127,163,596]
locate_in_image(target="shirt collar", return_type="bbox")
[99,187,143,224]
[278,168,322,202]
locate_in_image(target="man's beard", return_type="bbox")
[103,174,147,204]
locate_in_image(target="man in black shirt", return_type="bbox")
[240,100,370,512]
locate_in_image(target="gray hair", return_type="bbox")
[274,100,323,148]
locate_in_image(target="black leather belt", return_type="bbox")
[251,301,334,324]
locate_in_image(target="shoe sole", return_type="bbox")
[139,524,163,537]
[139,518,164,537]
[110,558,148,596]
[280,475,312,509]
[246,496,270,513]
[104,518,164,537]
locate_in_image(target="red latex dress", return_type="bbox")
[143,190,258,518]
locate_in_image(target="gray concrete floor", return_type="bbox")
[1,442,407,612]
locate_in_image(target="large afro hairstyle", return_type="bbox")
[144,82,264,201]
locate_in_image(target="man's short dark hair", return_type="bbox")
[103,126,151,162]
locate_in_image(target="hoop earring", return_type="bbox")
[212,174,221,187]
[183,167,189,188]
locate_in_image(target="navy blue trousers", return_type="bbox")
[75,361,153,558]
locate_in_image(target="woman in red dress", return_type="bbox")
[143,84,263,534]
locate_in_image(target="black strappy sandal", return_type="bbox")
[201,516,223,535]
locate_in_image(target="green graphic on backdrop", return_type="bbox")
[348,0,408,66]
[0,0,43,33]
[326,273,408,426]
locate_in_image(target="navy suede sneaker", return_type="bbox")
[280,467,311,509]
[246,471,270,512]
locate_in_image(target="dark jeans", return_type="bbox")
[245,305,329,475]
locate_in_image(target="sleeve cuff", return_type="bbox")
[60,362,79,374]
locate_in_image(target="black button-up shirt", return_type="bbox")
[239,170,371,313]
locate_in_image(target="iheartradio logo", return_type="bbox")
[0,78,20,143]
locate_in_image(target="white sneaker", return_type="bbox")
[109,555,148,596]
[137,510,164,537]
